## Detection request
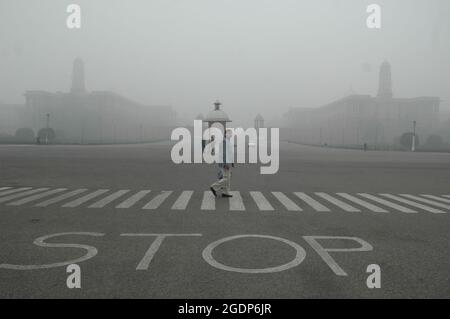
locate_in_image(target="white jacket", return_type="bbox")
[218,137,234,166]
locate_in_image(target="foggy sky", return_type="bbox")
[1,0,449,126]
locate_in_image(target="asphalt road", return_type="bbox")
[0,141,449,298]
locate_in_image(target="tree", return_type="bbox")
[37,128,56,142]
[15,128,35,142]
[399,132,419,149]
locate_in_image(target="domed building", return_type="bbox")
[204,100,231,137]
[205,101,231,124]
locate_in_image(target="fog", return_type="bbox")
[1,0,449,127]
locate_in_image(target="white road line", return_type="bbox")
[88,190,130,208]
[62,189,109,208]
[336,193,388,213]
[201,191,215,210]
[171,191,194,210]
[142,191,173,210]
[380,194,446,214]
[229,191,246,211]
[7,188,67,206]
[315,193,361,212]
[358,193,417,213]
[272,192,302,211]
[35,189,88,207]
[0,187,32,197]
[116,190,151,209]
[250,191,274,211]
[4,187,449,215]
[399,194,450,210]
[0,188,49,204]
[294,192,330,212]
[421,194,450,204]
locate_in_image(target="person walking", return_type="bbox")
[210,129,234,198]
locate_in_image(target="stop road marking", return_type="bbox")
[0,232,373,277]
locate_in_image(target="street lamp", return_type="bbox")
[319,127,323,146]
[375,124,378,150]
[412,120,416,152]
[46,113,50,145]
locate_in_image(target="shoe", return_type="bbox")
[222,193,233,198]
[210,187,217,197]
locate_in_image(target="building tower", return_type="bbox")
[71,57,86,94]
[205,100,231,129]
[377,60,393,98]
[205,100,231,139]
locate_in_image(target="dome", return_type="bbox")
[204,100,231,123]
[255,114,264,121]
[205,109,231,122]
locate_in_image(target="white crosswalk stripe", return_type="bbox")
[0,188,49,204]
[201,191,216,210]
[250,191,274,211]
[7,188,67,206]
[358,193,417,213]
[315,192,360,212]
[294,192,330,212]
[229,191,245,211]
[0,187,32,197]
[116,190,151,209]
[171,191,193,210]
[62,189,109,208]
[421,194,450,204]
[336,193,388,213]
[380,194,447,214]
[89,190,130,208]
[399,194,450,210]
[143,191,172,210]
[1,187,450,214]
[272,192,302,211]
[35,189,88,207]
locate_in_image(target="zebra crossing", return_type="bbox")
[0,186,449,214]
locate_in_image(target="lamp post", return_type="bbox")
[46,113,50,145]
[319,127,323,146]
[375,125,378,150]
[412,120,416,152]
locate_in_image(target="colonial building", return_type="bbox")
[1,58,176,143]
[0,104,26,136]
[283,61,440,147]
